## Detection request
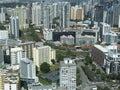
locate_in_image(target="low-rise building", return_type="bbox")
[91,45,120,74]
[60,35,74,45]
[28,83,66,90]
[0,67,20,90]
[76,35,96,45]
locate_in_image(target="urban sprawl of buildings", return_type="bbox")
[0,0,120,90]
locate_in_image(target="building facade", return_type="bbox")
[76,35,96,45]
[32,3,42,26]
[10,47,23,65]
[0,46,4,65]
[60,35,74,45]
[91,45,120,74]
[58,2,70,28]
[8,5,29,29]
[0,12,5,23]
[33,46,55,70]
[18,41,35,59]
[20,58,38,83]
[60,58,76,90]
[10,16,19,39]
[103,32,118,44]
[0,30,8,39]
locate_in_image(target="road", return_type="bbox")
[77,61,115,90]
[77,61,92,90]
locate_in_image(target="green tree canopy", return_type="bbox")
[85,55,92,65]
[40,62,50,73]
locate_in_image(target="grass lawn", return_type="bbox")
[38,76,51,85]
[50,64,59,71]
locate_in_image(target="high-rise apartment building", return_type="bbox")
[8,5,29,29]
[0,12,5,24]
[58,2,70,28]
[0,46,4,65]
[10,16,19,39]
[99,22,111,41]
[32,3,42,26]
[33,46,56,70]
[18,41,35,59]
[94,5,104,23]
[20,58,38,83]
[60,58,76,90]
[10,47,23,65]
[71,6,84,21]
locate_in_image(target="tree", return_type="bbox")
[85,55,92,65]
[36,66,39,75]
[4,55,10,64]
[51,59,55,64]
[40,62,50,73]
[0,23,6,30]
[77,67,80,74]
[117,86,120,90]
[92,64,96,71]
[56,53,65,63]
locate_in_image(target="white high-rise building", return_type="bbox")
[8,5,29,29]
[10,47,23,65]
[33,46,56,70]
[43,4,54,29]
[20,58,38,83]
[60,58,76,90]
[99,22,111,41]
[58,2,70,28]
[0,30,8,39]
[10,16,19,39]
[32,3,42,26]
[0,12,5,23]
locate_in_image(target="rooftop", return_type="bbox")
[41,71,59,82]
[60,58,76,66]
[0,39,20,46]
[94,45,108,53]
[11,47,23,52]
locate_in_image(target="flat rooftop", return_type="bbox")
[41,71,59,82]
[94,45,108,53]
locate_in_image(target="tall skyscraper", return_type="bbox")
[60,58,76,90]
[32,3,42,26]
[58,2,71,28]
[94,5,104,23]
[10,16,19,39]
[8,5,29,29]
